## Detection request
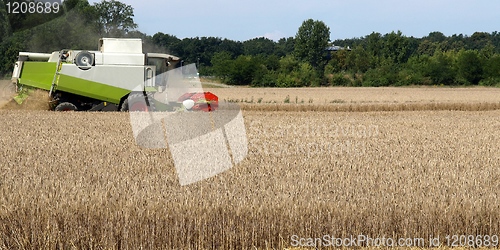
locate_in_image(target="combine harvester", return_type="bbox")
[10,38,218,112]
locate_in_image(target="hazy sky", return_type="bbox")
[88,0,500,41]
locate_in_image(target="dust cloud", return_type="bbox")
[0,80,16,108]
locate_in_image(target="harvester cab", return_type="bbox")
[11,38,218,112]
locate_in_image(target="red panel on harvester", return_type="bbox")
[177,92,219,112]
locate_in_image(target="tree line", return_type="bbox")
[154,21,500,87]
[1,0,500,87]
[326,31,500,87]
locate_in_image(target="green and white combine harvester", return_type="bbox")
[11,38,218,112]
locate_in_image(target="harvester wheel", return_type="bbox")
[121,93,155,112]
[55,102,78,111]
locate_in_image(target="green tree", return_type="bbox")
[227,55,257,85]
[345,46,372,73]
[480,43,495,59]
[0,1,11,43]
[294,19,330,70]
[152,32,180,52]
[424,31,447,43]
[362,58,398,87]
[469,32,491,50]
[251,55,280,87]
[455,49,483,85]
[152,34,244,70]
[483,54,500,78]
[364,32,384,66]
[243,37,275,56]
[63,0,83,12]
[0,31,29,75]
[26,0,100,52]
[65,0,99,24]
[211,53,260,85]
[278,54,300,73]
[94,0,137,37]
[326,49,349,73]
[424,51,456,85]
[480,54,500,86]
[211,51,233,81]
[273,55,321,87]
[274,37,295,57]
[217,39,244,57]
[381,31,418,64]
[447,34,466,51]
[417,40,439,56]
[492,31,500,53]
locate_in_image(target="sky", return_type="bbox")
[87,0,500,42]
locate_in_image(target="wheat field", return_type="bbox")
[0,87,500,249]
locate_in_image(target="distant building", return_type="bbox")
[325,45,351,60]
[325,45,351,52]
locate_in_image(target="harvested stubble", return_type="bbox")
[239,102,500,112]
[1,109,499,249]
[211,86,500,113]
[208,86,500,105]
